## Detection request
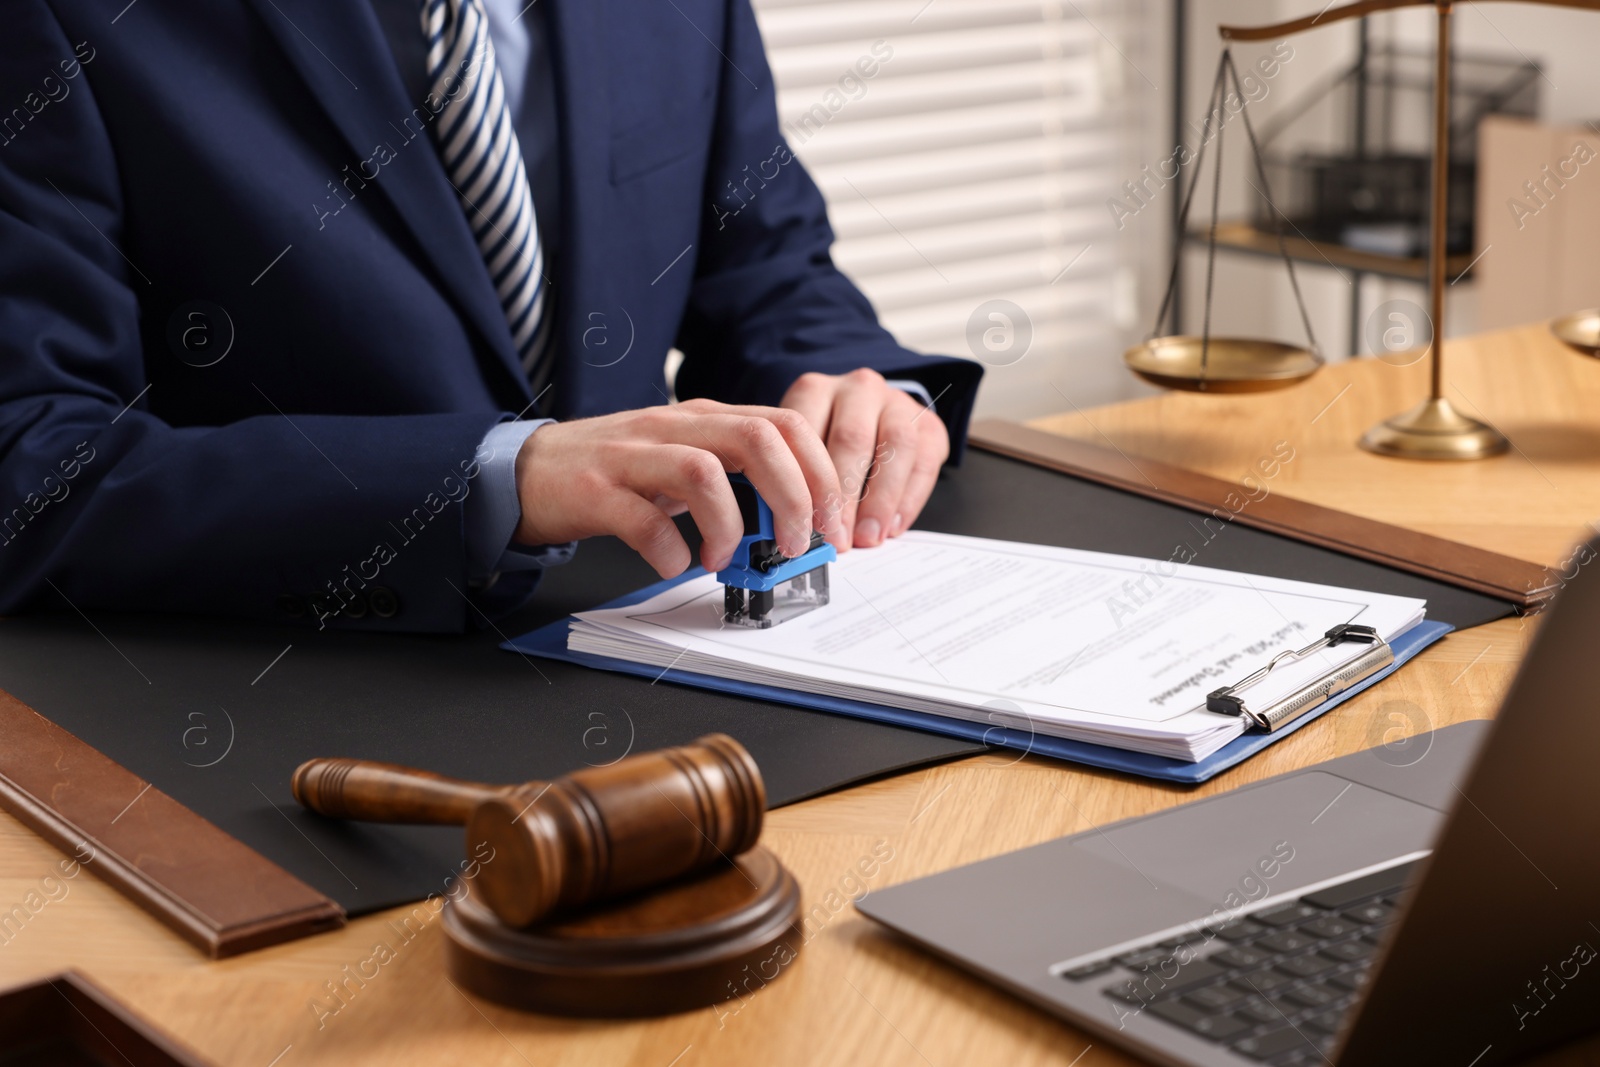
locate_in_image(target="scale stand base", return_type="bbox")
[1358,397,1509,461]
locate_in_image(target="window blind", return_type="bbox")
[751,0,1149,417]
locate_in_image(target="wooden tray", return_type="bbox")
[0,970,214,1065]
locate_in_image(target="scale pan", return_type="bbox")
[1125,336,1322,393]
[1551,310,1600,357]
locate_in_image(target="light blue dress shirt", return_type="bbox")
[371,0,933,583]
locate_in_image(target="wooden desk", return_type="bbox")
[3,322,1597,1067]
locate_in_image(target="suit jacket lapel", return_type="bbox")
[244,0,531,404]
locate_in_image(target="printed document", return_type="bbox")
[568,532,1426,761]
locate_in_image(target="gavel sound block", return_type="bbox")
[292,734,802,1017]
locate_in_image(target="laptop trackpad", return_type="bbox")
[1072,771,1443,903]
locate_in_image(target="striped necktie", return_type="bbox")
[420,0,554,397]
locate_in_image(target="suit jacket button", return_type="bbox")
[277,594,306,618]
[368,586,400,618]
[343,592,369,619]
[309,594,336,618]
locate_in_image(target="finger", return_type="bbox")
[686,403,846,551]
[650,495,691,518]
[656,412,814,557]
[779,372,836,438]
[648,408,828,558]
[892,414,950,537]
[616,444,746,571]
[854,395,922,547]
[822,381,886,552]
[601,489,694,579]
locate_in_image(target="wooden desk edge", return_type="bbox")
[969,418,1556,610]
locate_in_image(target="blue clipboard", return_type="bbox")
[502,568,1453,785]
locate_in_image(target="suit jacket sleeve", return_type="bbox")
[0,3,494,632]
[671,0,983,455]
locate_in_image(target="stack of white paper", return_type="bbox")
[568,531,1427,762]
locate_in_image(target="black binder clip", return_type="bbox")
[1206,623,1390,732]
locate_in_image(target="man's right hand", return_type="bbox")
[512,400,847,579]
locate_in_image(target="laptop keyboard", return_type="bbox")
[1060,860,1418,1065]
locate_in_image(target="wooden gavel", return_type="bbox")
[292,734,765,928]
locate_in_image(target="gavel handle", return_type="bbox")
[292,758,521,825]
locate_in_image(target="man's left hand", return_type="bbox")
[780,369,949,551]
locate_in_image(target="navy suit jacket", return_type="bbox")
[0,0,981,632]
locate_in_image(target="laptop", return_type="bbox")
[857,538,1600,1067]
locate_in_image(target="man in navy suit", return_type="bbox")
[0,0,981,632]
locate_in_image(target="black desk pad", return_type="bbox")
[0,449,1513,915]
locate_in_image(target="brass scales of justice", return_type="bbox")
[1125,0,1600,461]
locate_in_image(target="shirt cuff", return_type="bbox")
[888,378,934,408]
[465,418,577,583]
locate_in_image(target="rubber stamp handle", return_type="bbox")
[292,759,515,825]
